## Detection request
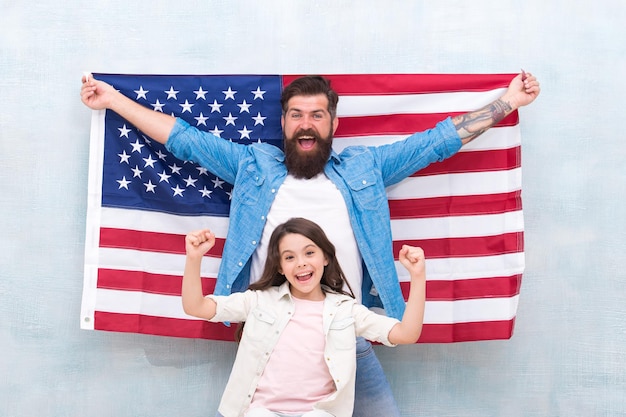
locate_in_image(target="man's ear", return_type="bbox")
[281,114,285,129]
[332,116,339,135]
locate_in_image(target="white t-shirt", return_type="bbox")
[250,173,363,303]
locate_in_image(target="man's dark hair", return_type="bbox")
[280,75,339,119]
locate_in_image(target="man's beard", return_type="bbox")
[284,128,333,179]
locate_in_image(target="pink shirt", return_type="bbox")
[251,297,335,413]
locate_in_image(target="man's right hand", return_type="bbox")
[80,75,118,110]
[79,74,176,145]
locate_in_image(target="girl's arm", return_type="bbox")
[387,245,426,345]
[182,229,218,320]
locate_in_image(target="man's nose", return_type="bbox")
[300,115,314,128]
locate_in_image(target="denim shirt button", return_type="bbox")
[362,180,367,185]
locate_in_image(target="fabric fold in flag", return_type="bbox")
[81,72,524,343]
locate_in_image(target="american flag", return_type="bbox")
[81,73,524,343]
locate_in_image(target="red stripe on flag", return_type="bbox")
[401,275,522,301]
[94,311,237,341]
[98,228,523,264]
[93,311,515,343]
[97,269,216,296]
[388,191,522,219]
[283,74,517,94]
[418,320,516,343]
[414,147,521,176]
[335,112,518,137]
[394,232,524,259]
[96,270,521,305]
[99,227,225,256]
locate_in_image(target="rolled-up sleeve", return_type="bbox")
[375,117,463,187]
[207,291,257,323]
[165,118,244,184]
[352,304,400,347]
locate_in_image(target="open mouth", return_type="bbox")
[296,272,313,282]
[297,136,316,150]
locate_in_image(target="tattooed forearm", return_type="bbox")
[452,99,513,144]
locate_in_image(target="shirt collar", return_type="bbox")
[329,149,341,163]
[277,281,292,299]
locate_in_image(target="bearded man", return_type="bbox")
[81,73,540,417]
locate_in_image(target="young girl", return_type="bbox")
[182,217,427,417]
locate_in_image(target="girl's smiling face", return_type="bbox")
[278,232,328,301]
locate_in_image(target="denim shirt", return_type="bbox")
[166,117,461,320]
[208,282,399,417]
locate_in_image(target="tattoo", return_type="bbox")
[452,99,512,144]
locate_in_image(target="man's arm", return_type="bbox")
[453,71,541,145]
[80,74,176,144]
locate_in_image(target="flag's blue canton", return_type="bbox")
[97,74,283,216]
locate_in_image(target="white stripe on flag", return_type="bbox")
[337,89,507,117]
[92,288,518,325]
[386,168,522,199]
[98,247,220,277]
[395,252,525,282]
[99,206,230,236]
[391,211,524,240]
[332,125,520,153]
[98,207,522,242]
[423,296,519,324]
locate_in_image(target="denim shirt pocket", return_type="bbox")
[328,317,356,350]
[244,306,277,341]
[346,172,383,211]
[237,165,265,206]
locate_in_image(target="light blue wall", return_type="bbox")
[1,1,624,416]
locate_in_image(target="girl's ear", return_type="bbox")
[324,256,329,267]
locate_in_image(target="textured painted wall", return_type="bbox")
[1,1,624,416]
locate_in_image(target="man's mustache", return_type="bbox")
[294,128,322,140]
